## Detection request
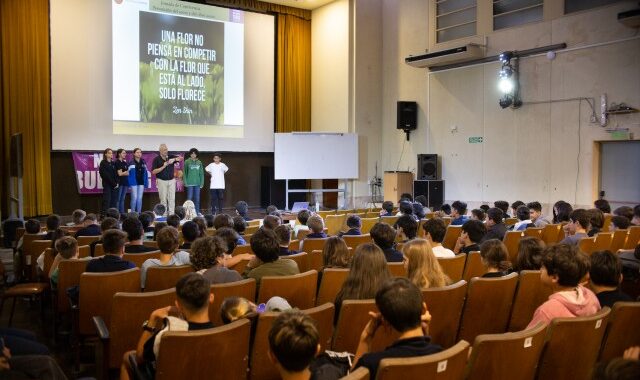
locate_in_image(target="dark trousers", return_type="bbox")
[210,189,224,214]
[102,185,118,216]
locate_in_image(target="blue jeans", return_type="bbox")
[117,185,129,213]
[186,186,201,215]
[210,189,224,214]
[130,185,145,213]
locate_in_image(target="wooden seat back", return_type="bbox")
[79,268,140,335]
[504,218,518,226]
[230,257,252,274]
[340,367,369,380]
[421,280,467,348]
[578,237,597,255]
[380,216,399,226]
[387,262,407,277]
[462,252,485,282]
[107,288,176,368]
[503,231,523,263]
[342,234,372,250]
[437,254,466,282]
[541,224,562,245]
[288,239,300,251]
[43,248,55,280]
[441,226,462,250]
[245,225,259,235]
[208,278,257,326]
[286,252,309,272]
[610,229,628,253]
[537,307,611,380]
[623,226,640,249]
[594,232,613,252]
[465,322,547,380]
[360,218,379,234]
[308,250,324,272]
[523,227,544,238]
[78,245,91,258]
[305,303,335,351]
[301,238,329,253]
[332,300,400,353]
[29,240,51,280]
[156,319,251,380]
[144,265,194,292]
[77,235,100,246]
[143,240,158,249]
[458,272,518,343]
[257,270,318,309]
[602,214,613,232]
[93,243,104,257]
[122,252,161,268]
[377,340,470,380]
[326,214,347,236]
[232,244,253,256]
[508,270,553,332]
[317,268,349,306]
[599,302,640,361]
[56,259,89,313]
[317,210,336,219]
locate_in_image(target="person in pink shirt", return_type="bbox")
[527,244,601,329]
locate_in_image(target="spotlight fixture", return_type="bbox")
[497,51,522,109]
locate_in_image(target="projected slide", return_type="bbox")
[113,0,244,137]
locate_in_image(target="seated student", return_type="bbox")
[268,311,320,380]
[414,195,428,208]
[454,220,486,254]
[122,218,157,253]
[526,244,600,329]
[594,199,612,214]
[422,218,455,258]
[449,201,469,226]
[379,201,394,217]
[44,214,62,240]
[122,273,214,380]
[262,214,282,231]
[399,193,413,202]
[413,202,427,219]
[613,206,634,222]
[213,227,255,268]
[479,239,512,277]
[513,205,534,231]
[49,236,83,287]
[322,237,351,268]
[89,217,120,257]
[610,215,631,231]
[243,228,299,285]
[370,222,402,262]
[86,230,136,273]
[553,200,573,224]
[174,206,187,223]
[402,239,450,289]
[620,244,640,283]
[266,205,279,215]
[71,209,87,227]
[139,211,155,241]
[510,201,525,220]
[232,216,247,236]
[293,209,311,238]
[588,208,605,236]
[106,208,121,224]
[396,201,415,219]
[589,250,632,308]
[471,208,486,222]
[479,204,490,213]
[339,215,362,237]
[179,221,199,250]
[559,209,590,246]
[190,235,242,284]
[274,224,297,256]
[304,215,327,239]
[153,204,167,222]
[214,213,247,245]
[153,222,168,241]
[14,219,43,282]
[235,200,252,221]
[528,201,550,227]
[220,296,259,325]
[352,277,442,378]
[494,200,511,219]
[166,214,181,229]
[192,216,207,238]
[514,236,545,272]
[203,214,215,229]
[182,200,198,221]
[140,227,191,288]
[633,204,640,226]
[394,215,417,242]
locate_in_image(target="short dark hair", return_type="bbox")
[494,201,509,215]
[232,216,247,234]
[414,195,427,207]
[634,204,640,218]
[399,201,413,215]
[462,219,486,243]
[250,228,280,263]
[370,222,396,249]
[423,218,447,243]
[165,215,179,228]
[102,229,127,255]
[297,209,311,225]
[570,209,590,229]
[106,208,120,221]
[471,209,486,221]
[25,219,41,234]
[440,203,451,215]
[516,205,530,221]
[46,214,61,231]
[382,201,394,213]
[266,205,278,214]
[346,215,362,229]
[213,214,233,230]
[176,273,211,312]
[212,152,222,159]
[395,215,417,240]
[589,250,622,287]
[204,214,215,228]
[592,357,640,380]
[515,237,545,271]
[174,206,186,220]
[181,221,199,243]
[399,193,413,202]
[153,204,166,216]
[451,201,467,215]
[375,278,422,332]
[100,217,119,232]
[235,201,249,216]
[593,199,611,214]
[188,147,199,157]
[156,226,180,254]
[613,206,634,221]
[268,311,319,372]
[274,224,292,245]
[480,239,511,271]
[479,204,490,212]
[527,201,542,213]
[611,215,631,230]
[486,207,504,224]
[153,222,168,240]
[263,215,282,230]
[122,217,143,241]
[139,212,154,229]
[215,227,239,254]
[511,200,525,211]
[589,208,605,230]
[55,236,78,259]
[541,244,589,287]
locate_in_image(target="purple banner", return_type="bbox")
[72,151,184,195]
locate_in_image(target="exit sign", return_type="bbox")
[469,136,483,143]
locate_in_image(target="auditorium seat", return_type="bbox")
[340,367,369,380]
[304,303,335,351]
[257,270,318,309]
[441,226,462,251]
[317,268,349,306]
[56,259,89,316]
[508,270,553,332]
[541,224,562,246]
[461,251,485,282]
[422,280,467,348]
[78,245,91,258]
[599,302,640,362]
[377,340,470,380]
[465,322,547,380]
[332,300,400,353]
[244,225,259,235]
[144,265,194,292]
[93,243,104,257]
[417,219,427,238]
[286,251,309,272]
[326,214,347,236]
[437,254,466,283]
[610,229,628,253]
[593,232,613,252]
[232,244,253,256]
[380,216,399,226]
[208,278,256,326]
[143,240,158,249]
[230,257,252,274]
[622,226,640,249]
[458,272,518,343]
[504,218,518,227]
[602,214,613,232]
[317,210,336,219]
[77,235,100,246]
[42,248,55,279]
[123,252,161,268]
[342,234,372,250]
[28,239,51,280]
[308,250,324,272]
[578,237,597,255]
[361,218,379,234]
[523,227,544,238]
[502,231,523,263]
[387,262,407,277]
[536,307,611,380]
[300,238,329,253]
[288,239,300,251]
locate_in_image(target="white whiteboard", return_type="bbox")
[274,133,359,179]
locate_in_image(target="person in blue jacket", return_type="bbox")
[128,148,149,213]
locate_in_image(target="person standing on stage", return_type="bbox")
[151,144,182,216]
[99,148,119,216]
[205,153,228,215]
[183,148,205,216]
[114,148,130,213]
[128,148,148,213]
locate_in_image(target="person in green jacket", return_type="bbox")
[183,148,205,215]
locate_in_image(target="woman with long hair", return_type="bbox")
[128,148,148,213]
[479,239,512,277]
[114,148,130,213]
[514,236,545,272]
[99,148,118,216]
[322,236,351,268]
[334,243,391,322]
[402,239,450,289]
[553,200,573,224]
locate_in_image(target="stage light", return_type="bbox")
[497,51,521,109]
[498,77,514,94]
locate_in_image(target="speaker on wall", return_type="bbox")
[397,101,417,130]
[417,154,438,180]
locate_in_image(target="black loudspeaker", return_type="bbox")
[260,166,306,209]
[10,133,23,178]
[397,101,417,130]
[417,154,438,180]
[413,180,445,210]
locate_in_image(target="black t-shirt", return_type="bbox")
[99,160,117,188]
[152,155,177,180]
[383,247,404,263]
[355,336,442,378]
[114,159,129,186]
[482,271,508,278]
[596,289,632,308]
[462,244,480,254]
[125,244,157,253]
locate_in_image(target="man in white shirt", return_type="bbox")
[205,153,229,214]
[422,218,455,258]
